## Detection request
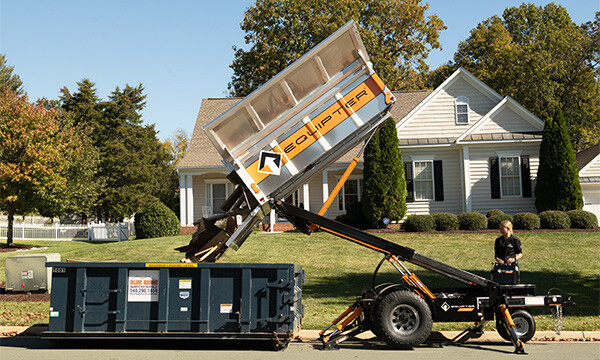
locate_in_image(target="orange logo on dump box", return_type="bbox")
[245,74,385,185]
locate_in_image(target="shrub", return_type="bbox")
[457,212,487,230]
[488,214,513,230]
[539,210,571,229]
[486,209,505,218]
[512,213,540,230]
[432,213,459,231]
[335,201,370,229]
[535,109,584,212]
[403,214,435,232]
[567,210,599,229]
[135,201,181,239]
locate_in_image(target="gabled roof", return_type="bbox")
[178,90,431,169]
[396,67,503,131]
[456,96,544,143]
[576,143,600,172]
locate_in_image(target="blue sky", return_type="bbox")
[1,1,596,141]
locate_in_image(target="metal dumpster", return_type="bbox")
[43,262,303,347]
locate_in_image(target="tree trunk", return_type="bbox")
[6,204,15,247]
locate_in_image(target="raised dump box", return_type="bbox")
[44,262,303,348]
[178,21,396,260]
[204,21,394,204]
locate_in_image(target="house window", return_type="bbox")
[414,161,434,200]
[285,189,301,208]
[206,181,233,214]
[338,178,363,212]
[500,156,521,197]
[455,96,469,124]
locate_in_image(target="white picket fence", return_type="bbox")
[0,222,133,242]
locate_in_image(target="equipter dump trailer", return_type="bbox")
[176,20,396,262]
[175,21,573,353]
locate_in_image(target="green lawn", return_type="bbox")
[1,230,598,331]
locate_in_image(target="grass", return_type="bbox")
[0,231,598,331]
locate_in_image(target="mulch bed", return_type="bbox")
[0,245,37,253]
[0,292,51,302]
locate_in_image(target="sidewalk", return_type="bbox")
[1,325,599,342]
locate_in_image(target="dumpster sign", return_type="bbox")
[128,270,159,302]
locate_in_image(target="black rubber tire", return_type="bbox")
[496,309,536,343]
[372,290,433,349]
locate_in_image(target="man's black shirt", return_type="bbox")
[495,234,523,261]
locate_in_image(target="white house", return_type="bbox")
[576,143,600,220]
[177,68,545,231]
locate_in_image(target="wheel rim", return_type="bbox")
[513,317,529,337]
[391,304,420,335]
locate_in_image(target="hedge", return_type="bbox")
[403,214,435,232]
[488,214,513,230]
[457,212,487,230]
[432,213,459,231]
[539,210,571,229]
[135,201,181,239]
[486,209,505,218]
[512,212,540,230]
[567,210,599,229]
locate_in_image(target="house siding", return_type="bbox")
[402,148,464,215]
[478,107,540,134]
[468,143,539,215]
[191,173,232,222]
[399,77,497,139]
[581,157,600,177]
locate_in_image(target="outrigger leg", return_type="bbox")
[318,302,366,349]
[499,304,526,354]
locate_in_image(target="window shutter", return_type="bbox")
[434,160,444,201]
[521,155,532,197]
[489,157,501,199]
[404,162,414,202]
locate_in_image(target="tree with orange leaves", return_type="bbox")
[0,90,99,246]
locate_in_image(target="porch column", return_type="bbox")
[179,175,187,226]
[186,175,194,226]
[322,170,329,217]
[303,183,310,211]
[462,146,472,212]
[269,209,276,232]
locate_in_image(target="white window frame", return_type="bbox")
[455,96,470,125]
[337,175,363,212]
[205,179,233,215]
[283,188,302,208]
[413,160,435,201]
[497,154,522,198]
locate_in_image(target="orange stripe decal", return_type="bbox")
[246,75,383,185]
[321,227,390,254]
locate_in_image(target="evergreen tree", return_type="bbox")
[58,81,177,221]
[535,110,584,212]
[0,54,24,95]
[362,118,406,226]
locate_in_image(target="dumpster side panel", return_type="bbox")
[46,262,302,338]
